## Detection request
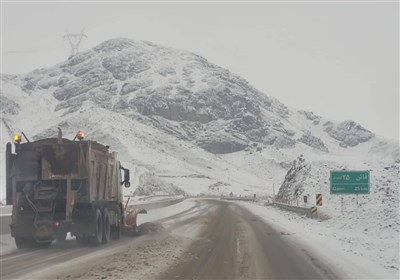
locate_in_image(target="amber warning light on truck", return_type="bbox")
[14,134,22,144]
[76,130,85,140]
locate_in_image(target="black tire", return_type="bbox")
[14,237,34,249]
[111,208,121,240]
[89,208,103,246]
[102,208,110,244]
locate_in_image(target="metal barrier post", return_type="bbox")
[341,195,344,215]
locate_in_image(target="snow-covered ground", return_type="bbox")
[129,196,400,279]
[1,38,398,278]
[127,195,183,203]
[1,197,399,279]
[235,200,399,279]
[138,199,198,224]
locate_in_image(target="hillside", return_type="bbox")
[1,38,398,199]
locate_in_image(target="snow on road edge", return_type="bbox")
[234,201,399,279]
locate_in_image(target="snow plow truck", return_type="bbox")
[5,129,145,248]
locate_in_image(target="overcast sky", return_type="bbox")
[1,1,399,140]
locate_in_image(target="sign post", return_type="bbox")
[331,171,370,215]
[341,195,344,215]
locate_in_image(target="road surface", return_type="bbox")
[160,200,337,279]
[0,199,339,279]
[0,198,184,235]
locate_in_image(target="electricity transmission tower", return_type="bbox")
[64,29,87,56]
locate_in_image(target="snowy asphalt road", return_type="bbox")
[160,200,338,279]
[0,198,184,236]
[0,237,135,279]
[0,199,339,279]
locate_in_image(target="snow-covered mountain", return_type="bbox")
[1,38,398,199]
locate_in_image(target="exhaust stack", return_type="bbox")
[58,127,62,144]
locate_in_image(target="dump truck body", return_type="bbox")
[6,133,130,248]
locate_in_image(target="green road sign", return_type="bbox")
[330,171,370,194]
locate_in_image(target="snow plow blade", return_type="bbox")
[122,208,147,235]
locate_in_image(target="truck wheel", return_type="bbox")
[111,209,121,240]
[102,208,110,244]
[90,208,103,246]
[14,237,34,249]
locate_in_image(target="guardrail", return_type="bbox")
[272,202,314,218]
[130,198,185,211]
[220,197,255,202]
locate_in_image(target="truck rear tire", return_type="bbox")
[90,208,103,246]
[102,208,110,244]
[111,208,121,240]
[14,237,34,249]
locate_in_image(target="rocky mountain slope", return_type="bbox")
[1,38,398,197]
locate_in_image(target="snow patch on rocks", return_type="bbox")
[324,120,374,147]
[133,172,185,196]
[298,130,328,152]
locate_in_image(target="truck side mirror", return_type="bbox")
[123,169,130,188]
